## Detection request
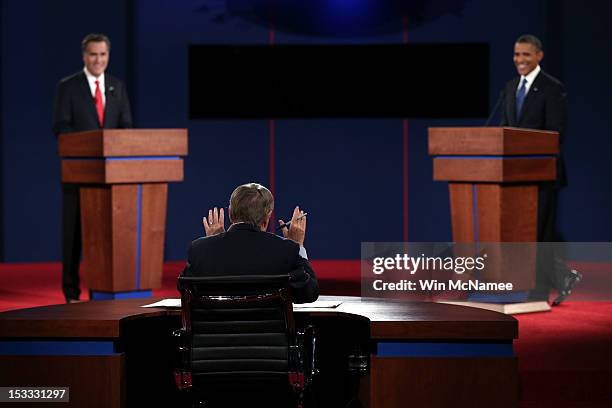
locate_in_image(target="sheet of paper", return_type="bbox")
[293,300,342,309]
[141,298,181,308]
[141,299,342,309]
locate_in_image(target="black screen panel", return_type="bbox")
[189,44,488,119]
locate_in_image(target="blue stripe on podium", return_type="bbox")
[90,290,152,300]
[63,156,181,161]
[468,291,529,303]
[472,184,479,242]
[136,184,142,289]
[0,341,117,355]
[435,155,554,159]
[375,341,514,357]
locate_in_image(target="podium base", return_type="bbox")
[90,290,153,300]
[467,291,529,303]
[438,300,551,315]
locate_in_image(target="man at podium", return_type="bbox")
[500,34,581,304]
[52,33,133,303]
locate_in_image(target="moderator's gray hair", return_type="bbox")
[229,183,274,227]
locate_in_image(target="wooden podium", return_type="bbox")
[428,127,558,313]
[59,129,188,299]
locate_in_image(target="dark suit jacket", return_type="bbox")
[500,70,568,186]
[52,71,132,136]
[181,223,319,304]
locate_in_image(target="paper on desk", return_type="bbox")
[293,300,342,309]
[141,299,342,309]
[141,298,181,308]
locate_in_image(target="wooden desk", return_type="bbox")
[0,297,518,407]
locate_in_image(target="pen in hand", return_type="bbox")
[276,212,308,231]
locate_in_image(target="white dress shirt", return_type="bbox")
[83,68,106,106]
[517,64,541,95]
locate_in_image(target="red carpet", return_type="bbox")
[515,302,612,407]
[1,262,611,407]
[0,260,361,310]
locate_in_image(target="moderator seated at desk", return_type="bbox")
[0,296,518,408]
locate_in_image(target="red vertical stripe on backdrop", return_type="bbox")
[269,119,276,217]
[403,120,409,241]
[402,16,409,241]
[268,22,276,230]
[268,21,275,45]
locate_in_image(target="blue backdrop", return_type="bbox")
[1,0,611,262]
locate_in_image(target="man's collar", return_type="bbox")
[522,65,541,84]
[228,222,261,232]
[83,67,105,82]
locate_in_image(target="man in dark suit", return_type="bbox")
[181,183,319,304]
[500,34,580,305]
[52,33,133,302]
[500,37,567,136]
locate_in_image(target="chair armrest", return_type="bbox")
[348,344,370,375]
[294,325,318,385]
[172,328,192,390]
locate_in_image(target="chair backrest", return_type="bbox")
[176,274,300,404]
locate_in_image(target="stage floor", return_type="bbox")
[1,261,611,407]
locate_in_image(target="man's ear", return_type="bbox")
[228,205,233,224]
[261,210,273,231]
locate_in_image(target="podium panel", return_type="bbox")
[429,127,558,292]
[62,158,184,184]
[60,129,187,297]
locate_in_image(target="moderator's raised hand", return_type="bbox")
[202,207,225,236]
[278,206,306,246]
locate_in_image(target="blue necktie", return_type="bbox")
[515,78,527,122]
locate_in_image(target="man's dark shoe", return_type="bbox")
[552,269,583,306]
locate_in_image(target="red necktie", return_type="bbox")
[94,80,104,127]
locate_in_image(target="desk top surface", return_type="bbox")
[0,296,517,340]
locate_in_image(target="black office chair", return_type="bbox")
[174,274,316,408]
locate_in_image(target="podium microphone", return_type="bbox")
[485,90,505,126]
